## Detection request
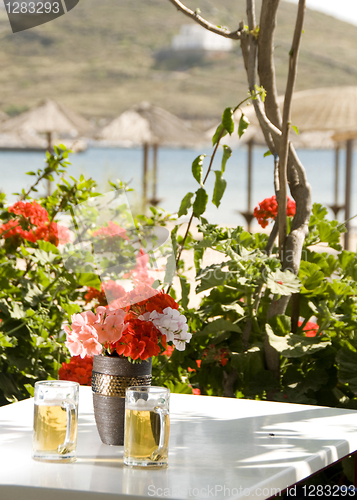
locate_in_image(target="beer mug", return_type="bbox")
[124,386,170,468]
[32,380,79,462]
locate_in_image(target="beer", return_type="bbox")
[124,406,170,466]
[33,402,77,460]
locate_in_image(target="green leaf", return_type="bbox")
[26,171,36,176]
[0,333,14,348]
[221,302,245,316]
[266,269,301,295]
[222,107,234,135]
[192,155,206,185]
[266,325,331,358]
[337,348,357,394]
[37,241,60,254]
[196,265,228,292]
[238,113,250,138]
[198,318,241,336]
[164,380,193,394]
[264,150,272,157]
[179,276,190,310]
[163,252,176,286]
[212,123,227,146]
[268,314,291,337]
[78,273,101,290]
[24,384,35,397]
[212,171,227,208]
[221,145,232,173]
[192,188,208,218]
[292,125,299,135]
[178,192,194,217]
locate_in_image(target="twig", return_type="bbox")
[166,128,225,294]
[166,0,242,39]
[278,0,306,263]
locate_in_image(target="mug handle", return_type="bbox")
[150,406,168,461]
[58,400,76,455]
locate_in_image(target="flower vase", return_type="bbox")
[91,355,152,446]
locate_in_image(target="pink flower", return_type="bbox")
[94,309,126,344]
[81,337,103,357]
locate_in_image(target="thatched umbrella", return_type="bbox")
[0,130,46,150]
[0,98,93,193]
[0,98,93,144]
[98,102,205,210]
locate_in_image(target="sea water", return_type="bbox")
[0,146,354,229]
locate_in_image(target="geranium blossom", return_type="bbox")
[254,196,296,228]
[85,280,126,307]
[298,320,319,337]
[64,308,126,358]
[64,286,191,362]
[59,355,93,386]
[92,221,129,241]
[0,201,70,246]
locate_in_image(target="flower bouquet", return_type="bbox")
[64,283,191,362]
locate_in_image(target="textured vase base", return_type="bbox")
[92,356,152,446]
[92,393,125,446]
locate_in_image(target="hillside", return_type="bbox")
[0,0,356,121]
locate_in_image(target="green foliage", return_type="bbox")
[157,132,357,407]
[0,148,101,404]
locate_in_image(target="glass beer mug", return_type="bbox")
[124,386,170,468]
[32,381,79,462]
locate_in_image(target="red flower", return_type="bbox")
[85,281,126,307]
[202,345,229,367]
[161,345,174,357]
[112,319,163,361]
[192,388,201,395]
[92,221,129,241]
[298,320,319,337]
[59,355,93,385]
[254,196,296,228]
[0,201,70,247]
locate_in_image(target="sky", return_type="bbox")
[284,0,357,26]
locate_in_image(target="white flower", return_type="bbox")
[148,307,191,350]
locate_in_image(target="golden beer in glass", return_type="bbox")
[32,381,79,462]
[124,386,170,468]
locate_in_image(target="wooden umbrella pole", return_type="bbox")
[152,143,158,203]
[47,131,52,197]
[247,139,253,218]
[334,145,339,206]
[344,139,354,250]
[142,142,149,212]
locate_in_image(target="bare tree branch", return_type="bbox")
[166,0,242,39]
[258,0,282,129]
[278,0,306,263]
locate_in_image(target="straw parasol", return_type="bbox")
[0,98,94,193]
[0,98,93,144]
[98,102,206,209]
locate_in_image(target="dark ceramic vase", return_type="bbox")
[91,355,152,446]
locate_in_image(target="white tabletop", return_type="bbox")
[1,386,357,500]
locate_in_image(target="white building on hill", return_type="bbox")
[172,24,233,52]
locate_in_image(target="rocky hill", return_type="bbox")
[0,0,356,122]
